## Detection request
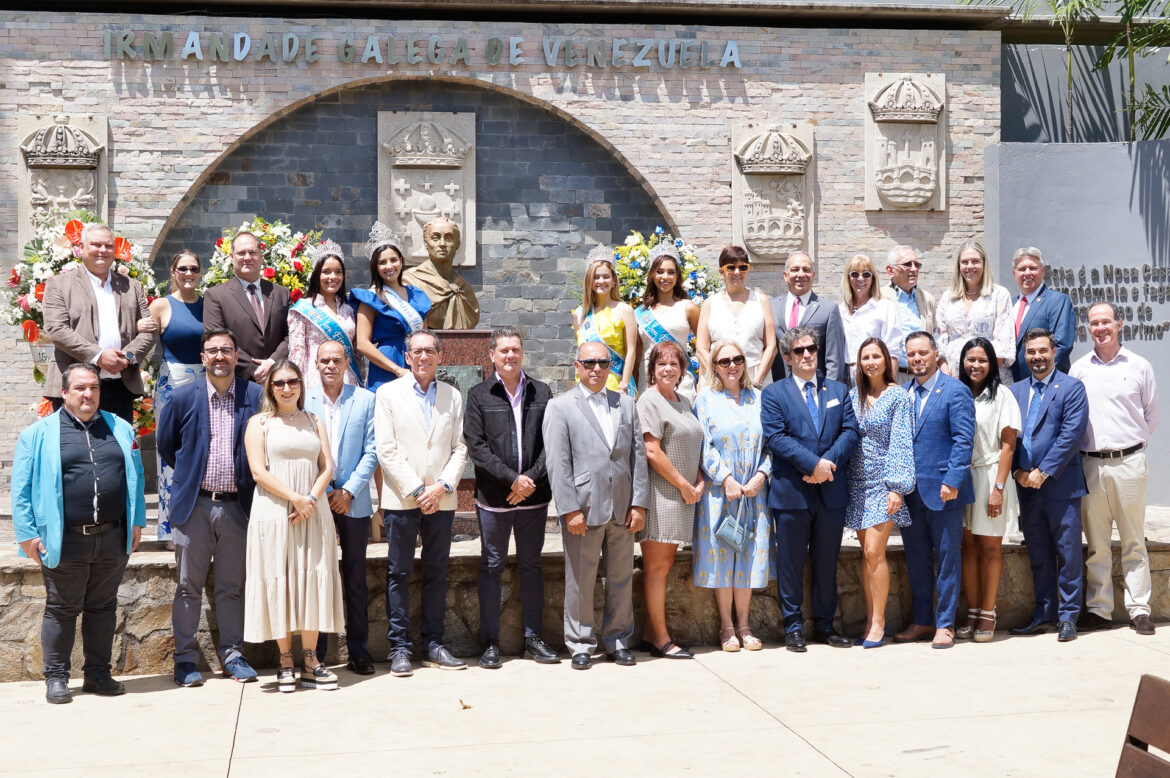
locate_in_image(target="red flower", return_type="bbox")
[216,237,225,249]
[263,267,276,280]
[260,242,267,250]
[292,260,303,273]
[36,397,53,417]
[146,295,156,305]
[291,240,305,257]
[8,268,20,288]
[34,282,45,302]
[17,295,30,313]
[21,320,39,343]
[63,220,84,244]
[290,288,303,302]
[114,237,132,261]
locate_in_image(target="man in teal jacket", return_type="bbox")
[11,363,146,704]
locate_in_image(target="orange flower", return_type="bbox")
[64,220,84,244]
[139,397,154,411]
[137,424,155,437]
[34,282,45,302]
[36,398,53,417]
[114,237,132,261]
[21,320,39,343]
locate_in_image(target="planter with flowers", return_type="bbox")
[202,217,323,301]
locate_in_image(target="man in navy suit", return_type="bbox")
[1008,328,1089,642]
[762,326,859,652]
[894,331,975,649]
[157,329,262,687]
[1010,247,1075,381]
[307,341,379,675]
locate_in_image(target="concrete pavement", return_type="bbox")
[1,623,1166,776]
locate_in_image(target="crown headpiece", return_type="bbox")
[21,115,103,169]
[735,127,811,176]
[868,75,943,124]
[383,118,470,168]
[365,221,405,260]
[647,242,681,264]
[586,244,616,267]
[308,239,344,267]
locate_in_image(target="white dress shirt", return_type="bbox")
[86,269,122,379]
[784,291,813,327]
[579,382,615,449]
[1070,346,1159,451]
[839,297,904,366]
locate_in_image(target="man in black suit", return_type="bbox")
[202,231,291,383]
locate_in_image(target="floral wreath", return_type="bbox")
[613,226,721,306]
[202,217,323,301]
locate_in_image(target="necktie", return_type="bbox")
[915,383,929,421]
[247,283,266,335]
[1020,381,1046,468]
[805,380,818,430]
[789,297,800,329]
[1014,297,1027,337]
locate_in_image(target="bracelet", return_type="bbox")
[307,494,318,504]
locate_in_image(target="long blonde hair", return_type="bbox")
[583,259,622,311]
[945,240,995,300]
[259,360,306,417]
[840,253,879,309]
[705,339,752,392]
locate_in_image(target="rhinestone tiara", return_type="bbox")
[364,221,405,260]
[307,239,344,266]
[586,243,616,267]
[647,242,681,263]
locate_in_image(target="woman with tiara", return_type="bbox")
[635,242,700,402]
[571,244,638,396]
[351,222,432,391]
[287,240,364,393]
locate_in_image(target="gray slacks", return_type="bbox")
[172,495,248,666]
[562,517,634,655]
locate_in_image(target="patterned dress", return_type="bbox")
[636,386,702,544]
[155,295,205,541]
[692,387,773,589]
[934,284,1016,385]
[846,386,916,530]
[287,295,363,392]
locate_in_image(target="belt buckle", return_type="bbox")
[80,524,99,535]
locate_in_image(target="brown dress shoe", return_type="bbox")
[1130,614,1156,635]
[893,624,934,643]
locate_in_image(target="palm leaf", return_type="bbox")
[1134,82,1170,138]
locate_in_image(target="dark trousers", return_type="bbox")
[48,379,135,425]
[383,508,453,652]
[771,490,846,634]
[40,529,129,679]
[316,512,371,661]
[1018,492,1084,623]
[477,505,547,642]
[904,493,964,628]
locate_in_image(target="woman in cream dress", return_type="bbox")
[697,245,776,390]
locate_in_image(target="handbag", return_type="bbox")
[715,495,753,554]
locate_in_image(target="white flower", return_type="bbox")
[624,234,639,246]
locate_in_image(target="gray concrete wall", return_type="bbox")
[985,139,1170,502]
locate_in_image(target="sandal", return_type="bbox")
[973,609,997,643]
[650,640,694,660]
[736,626,762,651]
[277,651,296,693]
[955,608,979,640]
[720,626,741,652]
[301,649,338,690]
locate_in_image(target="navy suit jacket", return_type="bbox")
[1012,284,1075,381]
[761,375,859,510]
[1011,370,1088,500]
[904,372,976,511]
[157,376,262,525]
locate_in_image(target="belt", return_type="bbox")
[1084,444,1144,460]
[199,489,239,502]
[66,522,122,536]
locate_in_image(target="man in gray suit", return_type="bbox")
[543,341,649,670]
[770,251,847,384]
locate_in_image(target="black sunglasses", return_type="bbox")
[578,359,611,369]
[714,355,746,367]
[272,378,302,389]
[791,344,818,356]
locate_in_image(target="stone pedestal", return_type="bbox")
[435,329,491,518]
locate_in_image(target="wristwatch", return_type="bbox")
[994,482,1005,491]
[1038,470,1051,482]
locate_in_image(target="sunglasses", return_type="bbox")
[849,271,874,280]
[723,264,751,273]
[791,344,818,356]
[714,355,746,367]
[578,359,612,370]
[897,261,923,270]
[174,266,201,275]
[272,378,302,389]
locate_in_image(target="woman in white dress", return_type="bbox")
[696,246,776,389]
[635,243,700,401]
[837,253,903,381]
[934,240,1015,384]
[288,241,364,392]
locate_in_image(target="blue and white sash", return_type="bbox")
[380,286,425,334]
[579,308,634,397]
[634,304,699,381]
[291,298,362,380]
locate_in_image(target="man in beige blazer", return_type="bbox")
[375,329,468,677]
[42,224,157,423]
[882,245,937,382]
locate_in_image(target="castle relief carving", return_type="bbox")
[865,73,945,211]
[731,123,815,264]
[17,114,107,249]
[377,111,477,267]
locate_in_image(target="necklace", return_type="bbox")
[963,289,980,300]
[277,410,299,420]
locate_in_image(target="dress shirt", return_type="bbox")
[60,408,126,528]
[322,390,344,475]
[201,380,237,492]
[1070,346,1159,451]
[1015,287,1042,333]
[913,368,942,416]
[412,376,438,430]
[893,285,922,368]
[498,371,527,473]
[579,382,615,449]
[236,276,264,317]
[86,269,123,379]
[784,291,813,328]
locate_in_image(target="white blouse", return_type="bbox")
[839,297,904,366]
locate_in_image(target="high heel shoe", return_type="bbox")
[861,638,884,649]
[955,607,979,640]
[736,626,762,651]
[973,608,997,643]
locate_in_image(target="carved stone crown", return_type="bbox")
[21,115,103,168]
[735,127,811,176]
[868,76,943,124]
[383,118,470,168]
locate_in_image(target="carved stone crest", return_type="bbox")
[731,123,815,263]
[17,114,107,252]
[377,112,476,267]
[865,73,946,211]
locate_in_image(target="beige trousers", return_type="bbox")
[1080,451,1152,619]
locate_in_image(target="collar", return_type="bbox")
[495,371,526,395]
[1031,370,1056,390]
[236,275,262,292]
[206,378,236,401]
[60,406,103,431]
[1020,284,1045,305]
[916,368,942,394]
[85,267,112,290]
[788,290,812,306]
[894,284,917,302]
[1089,345,1129,365]
[411,375,437,399]
[578,382,606,402]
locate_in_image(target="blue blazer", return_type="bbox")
[1012,284,1075,381]
[11,410,146,569]
[157,376,262,524]
[761,376,859,510]
[1011,371,1088,500]
[904,373,976,511]
[306,385,378,518]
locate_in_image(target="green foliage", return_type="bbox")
[1133,82,1170,138]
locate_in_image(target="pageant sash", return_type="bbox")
[291,298,362,380]
[634,304,698,381]
[579,309,634,396]
[380,286,425,333]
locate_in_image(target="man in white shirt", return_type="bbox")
[1069,302,1159,636]
[881,245,937,382]
[770,251,847,383]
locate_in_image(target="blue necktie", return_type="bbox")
[805,380,819,429]
[915,383,928,422]
[1021,381,1046,468]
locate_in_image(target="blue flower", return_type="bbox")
[689,270,698,279]
[675,238,683,248]
[654,226,664,235]
[631,260,641,269]
[613,251,621,261]
[689,358,700,372]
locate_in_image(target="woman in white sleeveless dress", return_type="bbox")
[635,243,700,401]
[697,246,776,389]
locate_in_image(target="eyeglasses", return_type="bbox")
[234,250,262,258]
[202,346,236,356]
[174,266,201,275]
[271,378,301,389]
[849,271,874,280]
[791,344,819,356]
[723,264,750,273]
[578,359,612,370]
[897,261,923,270]
[714,355,746,367]
[409,347,438,357]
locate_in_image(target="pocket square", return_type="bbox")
[826,398,840,408]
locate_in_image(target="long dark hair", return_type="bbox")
[369,244,403,295]
[854,337,897,397]
[959,337,1001,400]
[640,254,687,308]
[306,253,348,301]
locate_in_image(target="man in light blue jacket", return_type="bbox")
[12,363,146,704]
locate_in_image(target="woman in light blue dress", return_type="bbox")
[693,339,772,652]
[846,337,915,647]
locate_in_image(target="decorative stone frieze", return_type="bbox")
[731,122,815,263]
[864,73,946,211]
[17,114,107,249]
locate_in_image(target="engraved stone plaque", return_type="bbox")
[731,122,815,265]
[864,73,946,211]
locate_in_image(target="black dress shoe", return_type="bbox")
[523,636,561,664]
[607,648,637,666]
[785,630,808,653]
[1057,621,1077,642]
[571,652,591,670]
[478,642,502,669]
[1130,614,1157,635]
[346,654,376,676]
[812,629,852,648]
[1009,617,1051,636]
[82,675,126,696]
[1078,612,1113,632]
[45,678,71,704]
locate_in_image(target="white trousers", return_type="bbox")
[1080,451,1152,619]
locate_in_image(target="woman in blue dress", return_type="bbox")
[350,221,431,391]
[846,337,915,647]
[693,339,772,652]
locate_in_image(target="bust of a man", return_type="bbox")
[402,217,480,329]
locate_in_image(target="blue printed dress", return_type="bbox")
[845,386,916,530]
[692,387,773,589]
